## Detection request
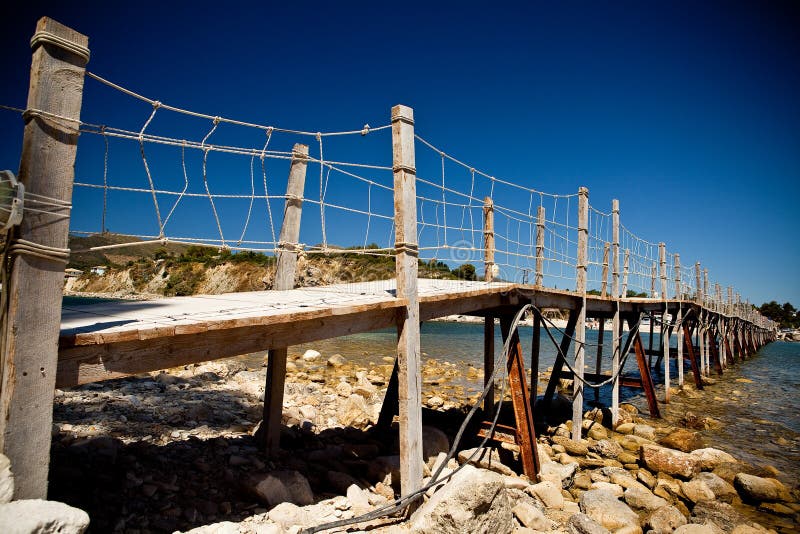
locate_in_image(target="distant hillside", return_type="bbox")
[68,233,191,271]
[64,234,471,298]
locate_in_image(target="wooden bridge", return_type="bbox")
[0,18,777,503]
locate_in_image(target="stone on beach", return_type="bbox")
[0,454,12,504]
[689,448,737,470]
[641,444,700,479]
[409,465,513,534]
[567,513,611,534]
[579,489,640,531]
[0,499,90,534]
[457,447,515,476]
[733,473,792,503]
[302,349,321,362]
[246,470,314,506]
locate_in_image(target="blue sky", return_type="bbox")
[1,1,798,305]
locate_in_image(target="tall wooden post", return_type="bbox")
[703,269,709,309]
[572,187,588,441]
[391,104,423,497]
[674,254,683,386]
[659,243,669,402]
[715,284,725,367]
[601,243,610,297]
[0,18,89,499]
[650,262,657,298]
[535,205,545,287]
[695,262,702,304]
[611,199,621,424]
[622,249,630,298]
[483,197,495,415]
[261,144,309,453]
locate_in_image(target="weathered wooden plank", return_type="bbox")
[0,17,88,500]
[57,306,401,388]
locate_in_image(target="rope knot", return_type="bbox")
[361,124,370,136]
[152,101,162,109]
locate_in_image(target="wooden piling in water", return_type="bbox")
[659,243,669,402]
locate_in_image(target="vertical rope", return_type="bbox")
[138,102,164,236]
[162,140,189,231]
[260,128,276,246]
[201,117,225,247]
[101,125,108,233]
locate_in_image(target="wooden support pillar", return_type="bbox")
[530,308,541,411]
[601,242,610,297]
[611,199,621,424]
[594,318,605,403]
[391,104,423,497]
[483,197,495,415]
[703,269,709,309]
[659,243,669,403]
[674,254,683,386]
[627,315,661,418]
[543,309,579,405]
[682,325,703,389]
[0,18,89,499]
[260,144,309,453]
[499,315,540,477]
[695,262,702,304]
[572,186,588,441]
[535,205,545,287]
[650,262,657,298]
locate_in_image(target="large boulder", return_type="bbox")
[681,479,715,503]
[0,499,90,534]
[691,500,747,532]
[245,470,314,506]
[645,505,688,534]
[689,448,737,470]
[409,465,513,534]
[693,472,737,503]
[659,429,704,452]
[579,489,641,532]
[733,473,791,503]
[641,445,700,479]
[512,502,553,531]
[527,480,564,509]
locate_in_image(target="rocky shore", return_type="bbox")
[15,349,798,534]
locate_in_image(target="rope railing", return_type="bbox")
[0,72,772,323]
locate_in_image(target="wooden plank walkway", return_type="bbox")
[58,279,515,387]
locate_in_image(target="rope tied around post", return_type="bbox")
[30,29,90,63]
[394,241,419,257]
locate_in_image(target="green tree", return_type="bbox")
[451,263,477,281]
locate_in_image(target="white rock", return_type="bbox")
[537,461,578,489]
[182,522,242,534]
[302,349,321,362]
[0,499,90,534]
[689,448,737,470]
[512,502,552,531]
[527,480,564,510]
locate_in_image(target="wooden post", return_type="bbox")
[535,205,545,287]
[530,308,540,411]
[695,262,702,304]
[391,104,423,497]
[659,243,669,402]
[622,249,629,298]
[601,242,610,297]
[483,197,495,415]
[573,187,588,441]
[0,18,89,499]
[260,144,309,453]
[650,262,657,298]
[611,199,621,424]
[674,254,683,386]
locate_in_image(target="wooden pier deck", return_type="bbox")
[58,279,515,387]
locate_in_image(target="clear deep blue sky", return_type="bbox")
[1,1,798,305]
